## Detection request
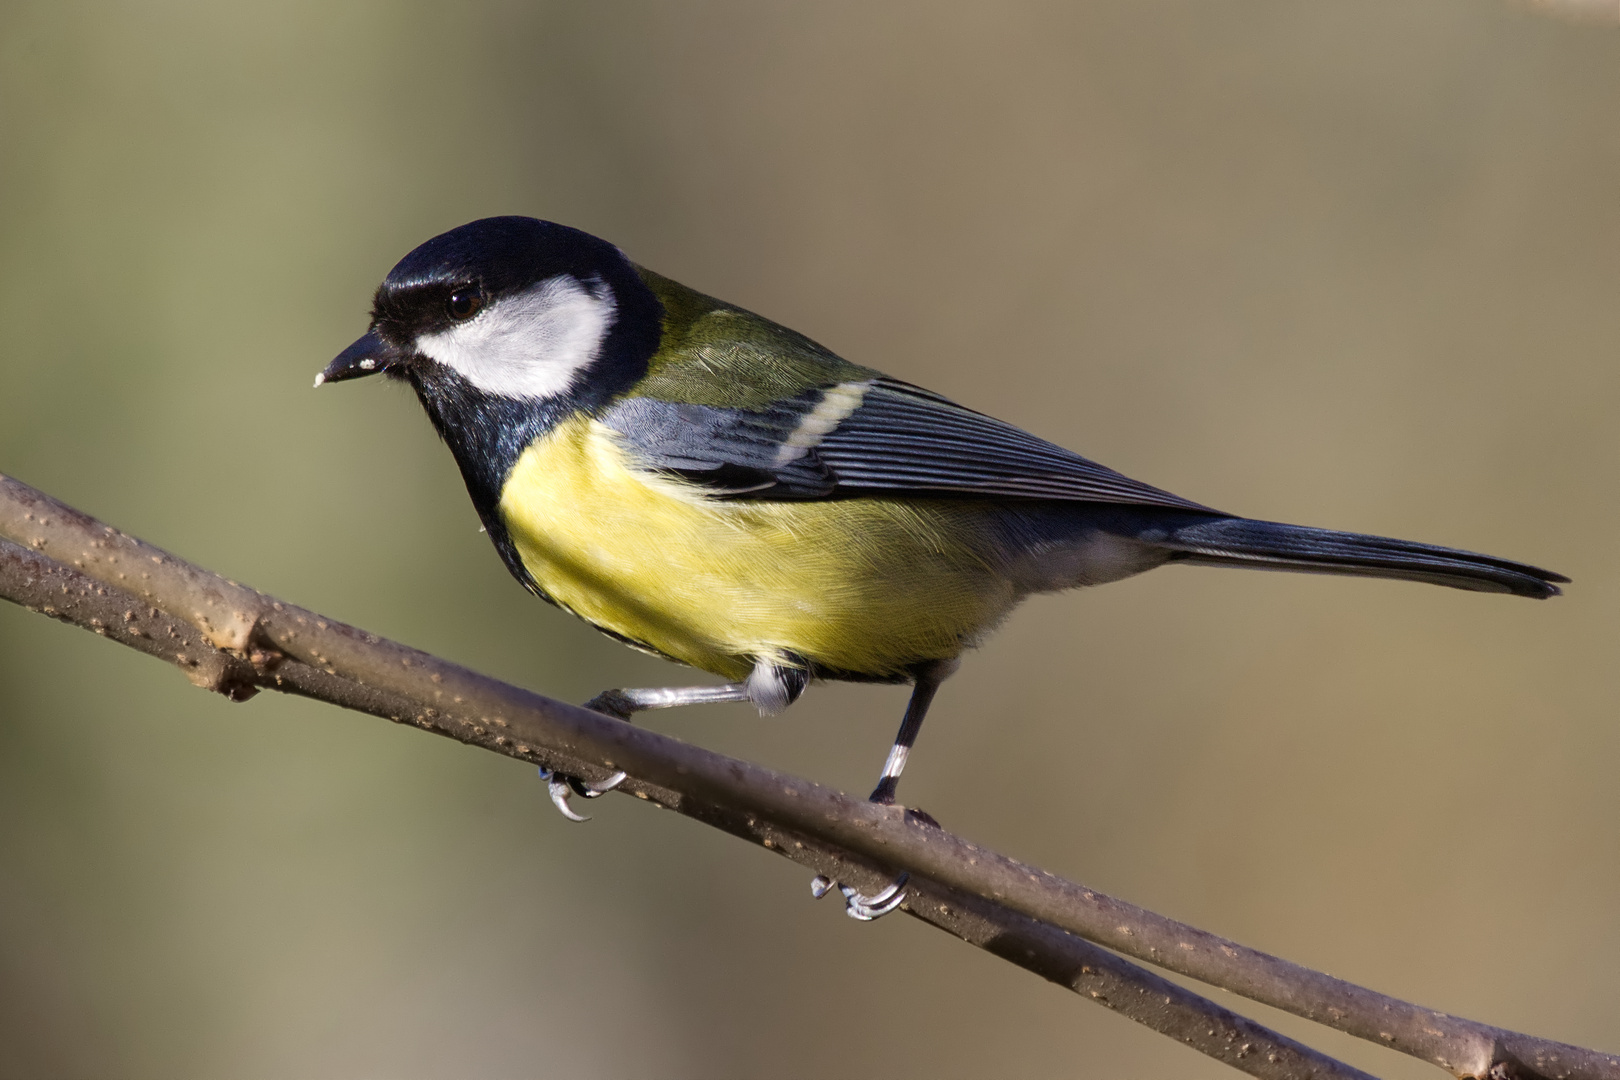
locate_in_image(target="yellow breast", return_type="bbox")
[497,415,1017,681]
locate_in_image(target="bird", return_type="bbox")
[319,216,1564,913]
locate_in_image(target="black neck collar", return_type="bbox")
[401,261,664,591]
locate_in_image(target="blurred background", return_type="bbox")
[0,2,1616,1076]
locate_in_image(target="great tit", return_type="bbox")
[320,216,1565,821]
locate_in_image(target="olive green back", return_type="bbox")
[630,267,876,409]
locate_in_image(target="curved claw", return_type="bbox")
[542,769,592,821]
[846,874,910,920]
[809,871,910,920]
[538,766,627,822]
[567,771,628,799]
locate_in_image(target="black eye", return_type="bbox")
[447,288,484,321]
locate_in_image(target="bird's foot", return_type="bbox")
[810,871,910,921]
[540,689,636,820]
[869,782,943,830]
[536,765,628,822]
[583,689,639,720]
[904,806,942,829]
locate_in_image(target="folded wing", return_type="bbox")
[602,377,1210,511]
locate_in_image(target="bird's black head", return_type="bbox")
[317,217,665,571]
[319,216,661,407]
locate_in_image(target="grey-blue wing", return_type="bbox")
[599,396,836,496]
[600,378,1210,511]
[814,380,1209,509]
[597,382,1566,599]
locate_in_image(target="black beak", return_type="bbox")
[315,329,404,387]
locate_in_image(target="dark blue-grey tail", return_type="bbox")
[1151,516,1567,599]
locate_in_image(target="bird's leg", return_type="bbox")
[544,661,810,821]
[540,686,750,822]
[583,683,755,719]
[814,658,959,921]
[868,658,958,805]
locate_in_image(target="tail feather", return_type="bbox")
[1152,516,1567,599]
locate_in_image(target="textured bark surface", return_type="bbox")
[3,473,1617,1080]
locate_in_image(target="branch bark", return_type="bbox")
[1,472,1613,1080]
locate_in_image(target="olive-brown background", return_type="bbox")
[1,3,1615,1077]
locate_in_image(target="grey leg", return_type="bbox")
[812,658,960,921]
[868,658,959,805]
[542,686,747,821]
[545,660,810,821]
[584,683,754,719]
[585,656,810,720]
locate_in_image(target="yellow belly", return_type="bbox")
[497,415,1017,681]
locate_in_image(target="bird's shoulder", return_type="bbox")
[628,266,878,409]
[607,267,1209,512]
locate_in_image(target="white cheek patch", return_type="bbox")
[415,274,618,400]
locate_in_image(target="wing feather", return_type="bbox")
[809,380,1209,510]
[601,377,1209,511]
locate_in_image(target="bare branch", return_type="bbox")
[0,489,1366,1080]
[2,472,1615,1080]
